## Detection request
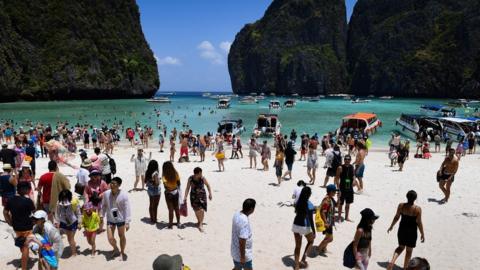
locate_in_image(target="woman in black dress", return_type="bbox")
[183,167,212,232]
[387,190,425,270]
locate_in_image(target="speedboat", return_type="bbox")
[146,96,171,103]
[309,96,321,102]
[239,96,258,104]
[420,104,456,117]
[217,98,231,109]
[438,117,476,141]
[379,96,394,100]
[338,112,382,136]
[284,99,296,108]
[253,114,281,137]
[217,119,246,136]
[395,114,443,138]
[269,100,281,109]
[351,98,371,103]
[202,92,211,97]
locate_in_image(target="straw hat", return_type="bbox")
[21,161,31,169]
[2,163,12,170]
[81,159,92,168]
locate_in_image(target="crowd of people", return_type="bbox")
[0,118,458,270]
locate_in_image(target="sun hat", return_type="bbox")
[2,163,12,170]
[31,210,48,220]
[81,159,92,168]
[152,254,183,270]
[89,170,102,177]
[326,184,338,193]
[21,161,31,169]
[360,208,379,220]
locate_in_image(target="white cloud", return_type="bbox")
[197,40,224,65]
[157,56,182,66]
[219,41,232,54]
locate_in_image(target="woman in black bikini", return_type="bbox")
[387,190,425,270]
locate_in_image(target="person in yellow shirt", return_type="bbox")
[81,202,100,256]
[162,161,181,229]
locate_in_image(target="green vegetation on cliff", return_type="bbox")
[0,0,159,101]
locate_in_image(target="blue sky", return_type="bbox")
[137,0,357,93]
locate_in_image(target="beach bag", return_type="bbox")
[105,154,117,175]
[34,233,58,268]
[315,208,326,232]
[343,242,356,268]
[180,203,188,217]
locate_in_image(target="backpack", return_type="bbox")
[331,152,341,169]
[105,154,117,175]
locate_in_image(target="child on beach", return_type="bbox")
[56,189,81,256]
[81,202,100,256]
[169,137,176,162]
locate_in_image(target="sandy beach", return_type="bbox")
[1,142,479,270]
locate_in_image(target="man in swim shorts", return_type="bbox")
[354,142,367,192]
[437,148,459,203]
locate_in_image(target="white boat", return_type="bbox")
[256,94,265,100]
[351,98,371,104]
[338,112,382,136]
[202,92,211,97]
[269,100,281,109]
[239,96,258,104]
[292,93,300,98]
[438,117,475,141]
[395,114,443,138]
[146,96,171,103]
[284,99,296,108]
[217,119,246,135]
[253,114,281,137]
[420,104,456,117]
[217,98,231,109]
[379,96,394,100]
[309,96,321,102]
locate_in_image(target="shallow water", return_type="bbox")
[0,92,454,145]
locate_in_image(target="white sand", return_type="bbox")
[1,143,479,270]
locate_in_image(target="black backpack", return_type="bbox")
[105,154,117,175]
[331,152,342,169]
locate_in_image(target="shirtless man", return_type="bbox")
[437,148,459,203]
[354,142,367,192]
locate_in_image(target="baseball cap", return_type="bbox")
[89,170,102,177]
[326,184,338,193]
[360,208,379,220]
[31,210,48,220]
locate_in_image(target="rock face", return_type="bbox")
[347,0,480,98]
[228,0,348,95]
[0,0,159,101]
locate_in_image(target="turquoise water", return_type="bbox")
[0,93,453,145]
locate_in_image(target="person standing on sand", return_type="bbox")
[282,141,296,180]
[397,143,408,171]
[292,187,315,270]
[354,142,367,192]
[130,148,151,191]
[306,147,318,185]
[183,167,212,232]
[274,146,285,186]
[180,137,189,162]
[437,148,459,203]
[48,161,71,215]
[102,177,131,260]
[335,154,354,222]
[231,198,256,270]
[260,141,271,171]
[145,160,161,224]
[169,136,176,162]
[248,138,258,169]
[199,135,207,162]
[352,208,379,270]
[387,190,425,270]
[1,164,17,222]
[162,161,182,228]
[322,144,341,187]
[215,137,225,172]
[316,184,337,254]
[95,147,112,184]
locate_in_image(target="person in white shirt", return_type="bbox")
[101,177,131,260]
[32,210,64,265]
[130,148,151,191]
[292,180,306,205]
[76,159,92,187]
[231,198,256,270]
[94,147,111,184]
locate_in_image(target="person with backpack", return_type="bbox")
[322,144,342,187]
[335,154,355,222]
[94,147,114,184]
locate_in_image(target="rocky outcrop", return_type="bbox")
[347,0,480,98]
[228,0,348,96]
[0,0,159,101]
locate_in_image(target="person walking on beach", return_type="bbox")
[274,146,285,186]
[180,137,189,162]
[94,147,112,184]
[299,135,308,161]
[336,154,354,222]
[322,144,341,187]
[169,136,176,162]
[237,137,244,159]
[1,164,17,221]
[306,147,318,185]
[55,189,81,257]
[4,182,35,270]
[354,142,367,192]
[162,161,182,228]
[183,167,212,232]
[282,141,297,180]
[316,184,337,254]
[145,160,161,224]
[231,198,256,270]
[248,138,258,169]
[352,208,379,270]
[215,137,225,172]
[81,202,100,256]
[260,141,271,171]
[102,177,131,260]
[32,209,64,269]
[49,161,71,216]
[199,135,207,162]
[437,148,459,203]
[397,143,408,171]
[387,190,425,270]
[130,148,151,191]
[292,187,315,270]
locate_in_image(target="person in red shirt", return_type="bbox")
[37,161,57,221]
